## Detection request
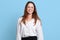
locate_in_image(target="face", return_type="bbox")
[27,3,34,15]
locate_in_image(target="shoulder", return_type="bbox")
[18,16,23,23]
[37,19,41,23]
[36,19,42,25]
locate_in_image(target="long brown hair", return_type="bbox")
[21,1,41,25]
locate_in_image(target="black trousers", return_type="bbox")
[21,36,37,40]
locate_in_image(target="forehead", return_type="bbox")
[27,3,34,7]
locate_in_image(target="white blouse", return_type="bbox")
[16,17,44,40]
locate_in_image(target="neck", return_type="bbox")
[28,14,32,18]
[26,14,32,20]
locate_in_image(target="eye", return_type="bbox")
[27,6,30,8]
[31,7,33,8]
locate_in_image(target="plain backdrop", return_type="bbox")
[0,0,60,40]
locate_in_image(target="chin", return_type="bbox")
[28,13,32,15]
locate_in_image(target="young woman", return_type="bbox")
[16,1,44,40]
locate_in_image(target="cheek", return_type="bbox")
[31,8,34,13]
[27,8,30,11]
[31,7,34,11]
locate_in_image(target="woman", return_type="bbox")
[16,1,44,40]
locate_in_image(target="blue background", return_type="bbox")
[0,0,60,40]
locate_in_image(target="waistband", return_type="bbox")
[21,36,37,38]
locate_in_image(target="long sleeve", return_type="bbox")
[16,18,22,40]
[36,20,44,40]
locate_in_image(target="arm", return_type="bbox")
[36,20,44,40]
[16,18,22,40]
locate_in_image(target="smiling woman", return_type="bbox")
[27,3,34,15]
[16,1,44,40]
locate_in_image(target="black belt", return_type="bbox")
[21,36,37,40]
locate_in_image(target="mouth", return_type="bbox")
[29,9,34,13]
